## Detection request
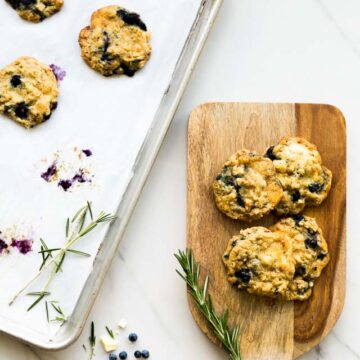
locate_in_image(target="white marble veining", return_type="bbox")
[0,0,359,358]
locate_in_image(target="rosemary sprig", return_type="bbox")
[89,321,96,360]
[9,202,115,314]
[175,249,241,360]
[105,325,114,339]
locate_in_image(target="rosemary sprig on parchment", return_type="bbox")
[9,202,115,314]
[175,249,241,360]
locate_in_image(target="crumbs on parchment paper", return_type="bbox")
[38,146,94,192]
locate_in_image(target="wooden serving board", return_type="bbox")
[187,103,346,359]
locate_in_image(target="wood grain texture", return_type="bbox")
[187,103,346,359]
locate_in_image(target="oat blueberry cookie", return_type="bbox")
[212,150,283,221]
[79,5,152,77]
[271,215,330,301]
[223,227,295,299]
[0,56,59,128]
[265,137,332,215]
[5,0,63,23]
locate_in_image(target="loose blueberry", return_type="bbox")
[119,352,127,360]
[235,268,251,283]
[14,102,29,119]
[265,146,279,160]
[308,182,323,193]
[134,351,142,359]
[10,75,21,87]
[141,350,150,358]
[128,333,138,342]
[117,9,147,31]
[291,190,301,202]
[109,353,117,360]
[305,236,318,250]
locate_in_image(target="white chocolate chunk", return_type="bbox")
[118,319,127,329]
[100,336,118,352]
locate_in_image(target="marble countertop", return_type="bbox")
[1,0,359,359]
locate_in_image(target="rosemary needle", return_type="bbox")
[105,325,115,339]
[175,249,241,360]
[89,321,96,360]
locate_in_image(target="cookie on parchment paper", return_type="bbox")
[0,56,59,128]
[79,5,152,77]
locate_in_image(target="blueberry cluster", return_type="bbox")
[108,333,150,359]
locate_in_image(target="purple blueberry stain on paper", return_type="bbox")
[0,238,8,254]
[41,162,58,182]
[58,179,73,192]
[50,64,66,82]
[72,169,89,184]
[58,169,92,192]
[82,149,93,157]
[11,238,33,255]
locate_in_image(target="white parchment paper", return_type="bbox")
[0,0,201,340]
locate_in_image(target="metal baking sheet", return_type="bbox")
[0,0,222,349]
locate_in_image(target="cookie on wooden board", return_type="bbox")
[213,149,283,221]
[223,227,295,299]
[265,136,332,215]
[271,215,330,301]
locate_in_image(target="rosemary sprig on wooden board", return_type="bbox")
[9,202,115,315]
[175,249,241,360]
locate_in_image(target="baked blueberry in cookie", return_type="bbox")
[213,150,283,221]
[0,56,59,128]
[79,5,152,77]
[265,137,332,215]
[271,216,330,301]
[5,0,63,23]
[223,227,295,299]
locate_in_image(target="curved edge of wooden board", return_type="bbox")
[293,103,347,358]
[187,102,346,359]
